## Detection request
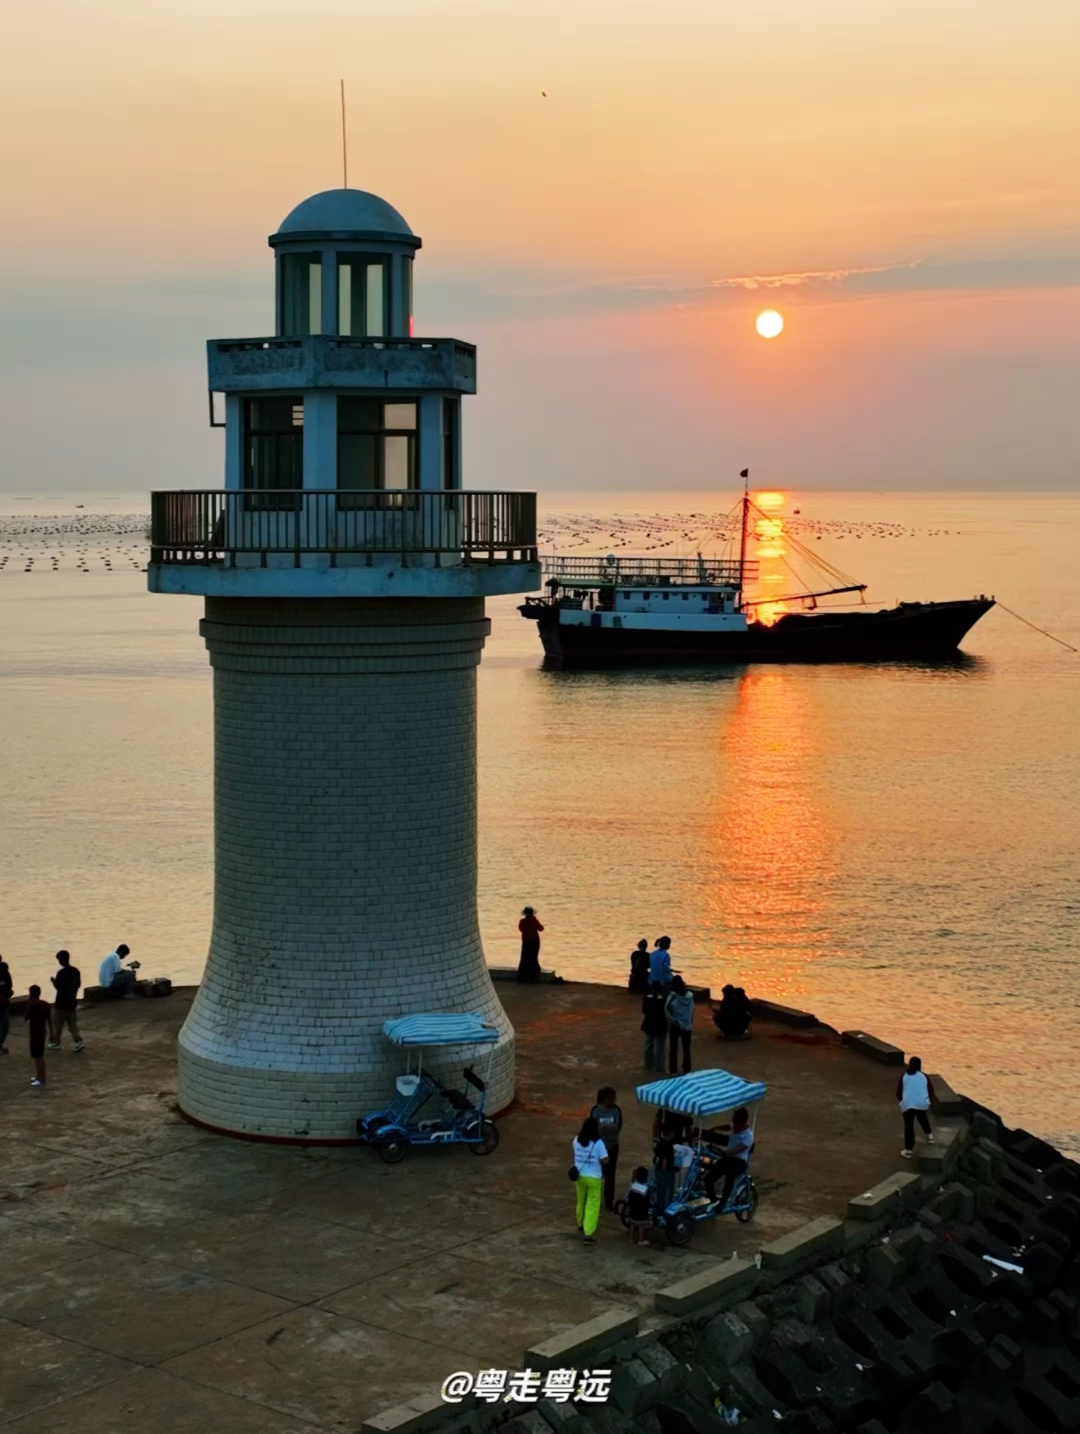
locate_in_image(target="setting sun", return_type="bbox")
[755,310,785,339]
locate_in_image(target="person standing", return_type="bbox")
[628,940,650,993]
[641,984,668,1071]
[517,907,544,983]
[653,1118,677,1217]
[571,1116,608,1245]
[897,1057,936,1159]
[49,951,84,1052]
[664,975,695,1074]
[0,955,12,1055]
[24,984,51,1087]
[99,943,138,997]
[591,1087,623,1211]
[648,936,673,989]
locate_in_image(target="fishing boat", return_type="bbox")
[518,490,993,669]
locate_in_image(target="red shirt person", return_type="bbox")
[517,907,544,984]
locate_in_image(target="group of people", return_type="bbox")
[630,937,698,1074]
[630,939,756,1074]
[0,944,139,1087]
[569,1085,757,1247]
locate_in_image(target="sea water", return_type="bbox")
[1,491,1077,1150]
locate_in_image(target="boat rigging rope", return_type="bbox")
[995,600,1079,654]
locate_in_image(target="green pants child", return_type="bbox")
[575,1174,603,1239]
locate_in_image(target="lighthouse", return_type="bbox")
[148,189,538,1140]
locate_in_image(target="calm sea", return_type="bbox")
[2,491,1077,1150]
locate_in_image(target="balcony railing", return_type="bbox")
[149,489,537,566]
[542,554,757,587]
[206,335,477,393]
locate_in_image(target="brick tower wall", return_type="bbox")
[176,596,514,1140]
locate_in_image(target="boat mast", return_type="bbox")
[737,467,750,609]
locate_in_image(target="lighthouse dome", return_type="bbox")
[271,188,415,243]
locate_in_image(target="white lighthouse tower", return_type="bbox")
[148,189,538,1140]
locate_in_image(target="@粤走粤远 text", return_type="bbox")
[441,1368,611,1403]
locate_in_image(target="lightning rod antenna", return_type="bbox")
[340,79,349,188]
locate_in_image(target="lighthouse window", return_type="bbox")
[337,397,417,502]
[280,253,322,336]
[337,256,387,337]
[242,396,303,505]
[442,397,460,488]
[403,257,413,337]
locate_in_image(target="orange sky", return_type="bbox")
[1,0,1078,490]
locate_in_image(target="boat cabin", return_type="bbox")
[537,555,754,633]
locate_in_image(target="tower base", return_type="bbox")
[177,596,514,1140]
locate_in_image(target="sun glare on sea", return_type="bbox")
[755,309,784,339]
[755,491,786,511]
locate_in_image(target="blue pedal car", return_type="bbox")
[355,1012,501,1163]
[617,1070,766,1245]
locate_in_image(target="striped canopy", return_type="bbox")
[635,1070,767,1117]
[382,1013,500,1047]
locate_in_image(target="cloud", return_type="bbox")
[709,257,1080,299]
[711,263,915,291]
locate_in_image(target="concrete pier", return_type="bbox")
[0,980,914,1431]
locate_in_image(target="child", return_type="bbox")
[626,1166,652,1245]
[24,984,50,1087]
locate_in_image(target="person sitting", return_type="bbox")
[713,984,752,1040]
[628,940,651,993]
[703,1107,754,1208]
[98,944,139,998]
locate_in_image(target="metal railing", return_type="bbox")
[150,489,537,565]
[542,554,756,587]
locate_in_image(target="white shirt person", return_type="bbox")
[98,944,138,997]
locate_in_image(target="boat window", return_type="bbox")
[642,592,650,600]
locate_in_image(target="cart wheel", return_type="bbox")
[666,1212,696,1246]
[734,1181,759,1223]
[467,1119,500,1155]
[613,1199,628,1229]
[375,1136,408,1164]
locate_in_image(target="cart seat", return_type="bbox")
[442,1088,475,1112]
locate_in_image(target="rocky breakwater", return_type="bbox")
[368,1101,1080,1434]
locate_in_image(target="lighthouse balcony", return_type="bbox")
[207,335,477,394]
[147,488,540,599]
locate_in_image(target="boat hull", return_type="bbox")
[520,599,994,669]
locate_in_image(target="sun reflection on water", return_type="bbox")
[700,669,835,1002]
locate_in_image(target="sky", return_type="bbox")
[1,0,1078,493]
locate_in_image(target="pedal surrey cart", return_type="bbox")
[355,1012,501,1162]
[617,1069,766,1245]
